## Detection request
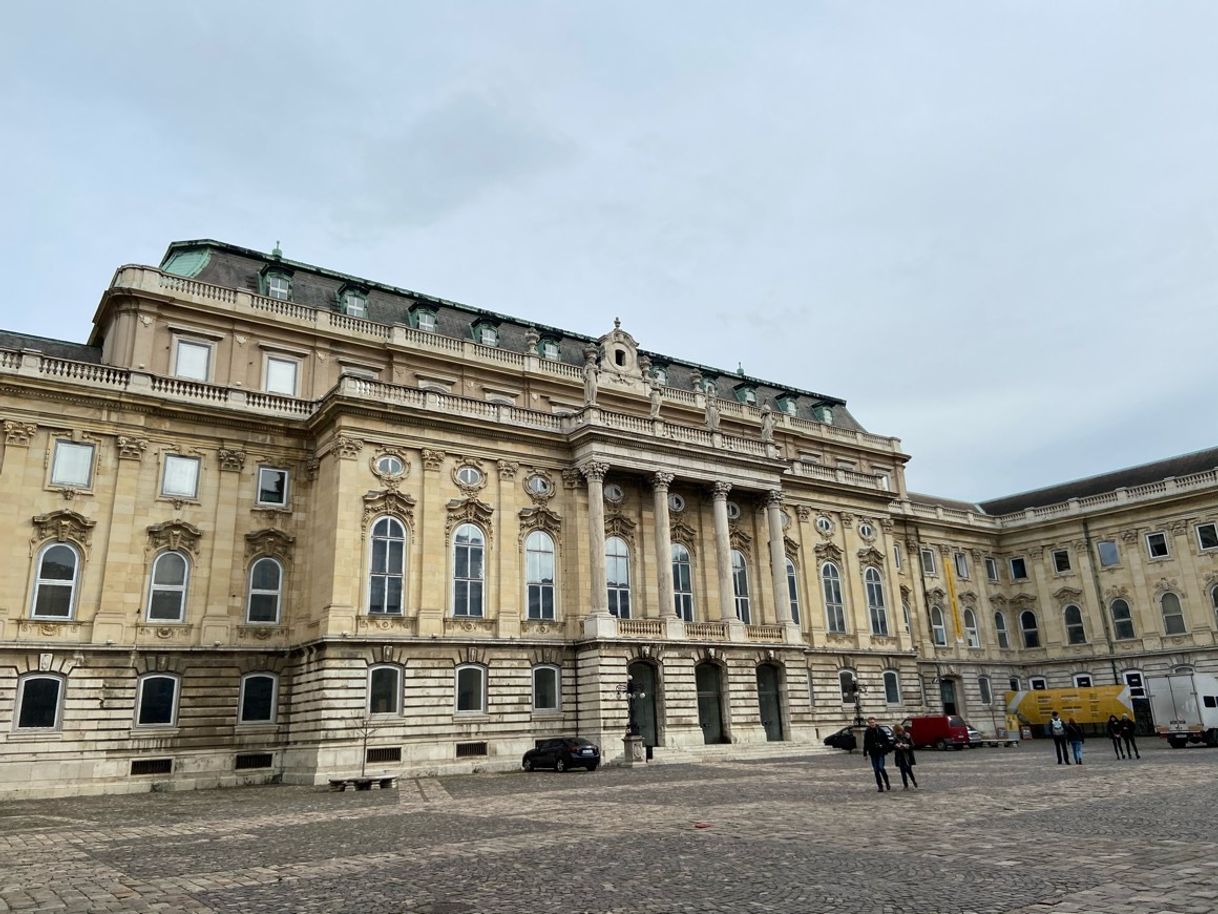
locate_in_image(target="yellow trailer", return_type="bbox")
[1004,685,1133,727]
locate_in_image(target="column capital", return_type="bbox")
[710,480,733,499]
[579,461,610,482]
[765,489,784,509]
[652,471,675,491]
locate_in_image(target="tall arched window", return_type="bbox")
[147,551,189,622]
[821,563,846,633]
[369,516,406,615]
[532,665,560,711]
[15,674,65,730]
[963,608,980,648]
[838,669,858,703]
[606,536,631,619]
[882,670,900,705]
[1063,604,1087,644]
[525,530,556,621]
[30,542,81,619]
[785,559,801,625]
[994,611,1009,649]
[1110,599,1135,640]
[864,567,888,635]
[368,664,402,715]
[1020,610,1040,648]
[930,606,947,646]
[731,549,751,624]
[455,664,486,713]
[978,676,993,706]
[453,524,485,617]
[246,557,283,624]
[238,672,277,723]
[1161,592,1187,635]
[672,543,694,622]
[135,673,179,727]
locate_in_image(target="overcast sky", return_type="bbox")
[3,2,1216,502]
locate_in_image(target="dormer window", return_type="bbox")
[410,305,437,332]
[701,376,719,395]
[340,287,367,317]
[813,405,834,425]
[776,395,798,415]
[266,272,291,301]
[471,320,499,347]
[540,339,560,360]
[734,384,757,405]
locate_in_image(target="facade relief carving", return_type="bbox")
[518,505,561,542]
[244,528,295,561]
[421,449,447,471]
[31,509,96,549]
[217,448,246,472]
[147,520,202,555]
[814,541,843,562]
[1052,586,1084,602]
[561,468,583,490]
[363,489,417,535]
[4,421,37,446]
[496,460,519,480]
[605,512,637,544]
[729,529,752,551]
[670,520,698,551]
[856,546,885,566]
[116,436,148,460]
[445,497,494,543]
[333,436,365,460]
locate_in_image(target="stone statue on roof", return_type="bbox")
[582,347,599,405]
[705,394,720,432]
[649,381,662,419]
[760,403,775,443]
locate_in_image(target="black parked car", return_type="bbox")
[522,737,600,772]
[823,724,893,752]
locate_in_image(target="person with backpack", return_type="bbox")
[862,716,892,792]
[1048,711,1071,764]
[1065,717,1085,765]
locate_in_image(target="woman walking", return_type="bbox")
[892,723,918,789]
[1106,715,1126,759]
[1120,713,1141,759]
[1066,717,1085,765]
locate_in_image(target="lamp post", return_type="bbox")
[616,676,646,766]
[852,683,868,727]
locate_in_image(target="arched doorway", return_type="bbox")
[695,662,729,744]
[756,663,785,742]
[626,661,660,749]
[940,677,959,715]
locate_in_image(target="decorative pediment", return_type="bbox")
[1052,586,1084,603]
[362,489,417,535]
[958,590,977,606]
[671,520,698,551]
[991,594,1007,607]
[899,584,911,600]
[445,497,494,543]
[147,520,202,555]
[1153,577,1183,599]
[1010,592,1037,607]
[31,509,96,548]
[729,529,752,551]
[217,448,246,472]
[245,528,296,561]
[814,542,843,562]
[605,512,638,545]
[519,505,562,542]
[784,536,800,558]
[856,546,885,566]
[1104,584,1131,602]
[926,586,946,602]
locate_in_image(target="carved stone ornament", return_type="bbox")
[606,512,638,544]
[32,509,96,548]
[857,546,886,566]
[795,505,812,522]
[710,480,733,499]
[1153,577,1183,600]
[652,471,675,492]
[814,541,843,562]
[1104,584,1131,602]
[881,517,895,532]
[217,448,246,472]
[518,505,561,542]
[363,489,417,536]
[671,520,698,551]
[729,529,752,551]
[561,468,583,489]
[497,460,519,480]
[452,458,489,494]
[237,624,277,641]
[244,528,296,561]
[304,457,320,481]
[1170,519,1189,536]
[926,586,947,602]
[523,470,556,504]
[146,520,203,555]
[765,490,784,509]
[4,421,37,446]
[1053,586,1084,603]
[445,497,494,543]
[421,449,447,471]
[840,514,854,530]
[1010,592,1037,607]
[1120,529,1141,544]
[579,461,610,483]
[117,436,149,460]
[992,594,1008,607]
[334,436,365,460]
[784,535,800,558]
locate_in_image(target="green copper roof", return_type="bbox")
[160,247,211,278]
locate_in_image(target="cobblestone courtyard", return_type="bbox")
[2,743,1216,914]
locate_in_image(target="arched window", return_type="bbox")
[135,674,179,727]
[1211,584,1218,622]
[147,552,189,622]
[368,664,402,715]
[1020,610,1040,648]
[963,608,980,648]
[369,516,406,615]
[838,669,858,703]
[239,673,277,724]
[882,670,900,705]
[994,611,1009,649]
[785,559,801,625]
[30,542,81,619]
[453,524,486,617]
[455,664,486,713]
[532,665,560,712]
[246,557,283,624]
[672,543,694,622]
[606,536,631,619]
[1063,604,1086,644]
[1104,599,1132,640]
[14,674,64,730]
[821,563,846,633]
[978,676,993,706]
[930,606,947,646]
[731,550,750,624]
[525,530,556,621]
[901,599,911,633]
[1161,592,1187,635]
[865,568,888,635]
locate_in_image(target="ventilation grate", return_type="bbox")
[365,746,402,764]
[456,741,488,758]
[130,758,173,776]
[235,752,274,770]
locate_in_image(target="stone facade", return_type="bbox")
[0,240,1214,797]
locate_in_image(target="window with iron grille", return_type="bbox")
[456,741,488,758]
[130,758,173,776]
[366,746,403,764]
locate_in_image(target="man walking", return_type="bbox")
[1048,711,1071,765]
[863,716,892,792]
[1119,713,1141,759]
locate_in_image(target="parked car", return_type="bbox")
[522,737,600,772]
[901,715,975,750]
[823,724,893,752]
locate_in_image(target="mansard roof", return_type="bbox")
[158,239,858,427]
[978,445,1218,515]
[0,331,100,362]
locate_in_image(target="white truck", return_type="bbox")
[1147,673,1218,748]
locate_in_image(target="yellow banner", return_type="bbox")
[1004,686,1133,726]
[945,556,963,643]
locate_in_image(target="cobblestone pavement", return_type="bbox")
[2,743,1217,913]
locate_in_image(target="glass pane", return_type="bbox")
[371,539,387,573]
[248,592,278,623]
[35,583,72,618]
[528,587,541,618]
[251,559,280,591]
[469,582,483,616]
[257,469,287,504]
[455,580,468,614]
[535,669,558,709]
[457,669,483,711]
[265,358,298,395]
[51,442,94,487]
[18,678,60,728]
[154,553,187,585]
[541,588,554,619]
[162,456,200,497]
[386,577,402,614]
[370,668,398,713]
[175,341,210,380]
[387,540,404,574]
[138,678,176,725]
[40,545,77,581]
[242,677,275,722]
[370,578,387,614]
[149,590,184,621]
[468,547,483,580]
[455,547,469,579]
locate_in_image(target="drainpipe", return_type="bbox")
[1081,518,1120,685]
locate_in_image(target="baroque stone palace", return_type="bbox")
[2,239,1215,797]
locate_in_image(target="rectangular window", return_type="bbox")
[1146,532,1170,559]
[1052,549,1072,573]
[174,340,211,382]
[267,275,291,300]
[1196,523,1218,551]
[985,557,999,582]
[51,441,95,488]
[264,356,299,396]
[1097,540,1120,567]
[1029,677,1047,691]
[479,327,497,346]
[256,467,289,507]
[541,341,560,360]
[1009,677,1020,692]
[1124,671,1146,699]
[953,552,969,579]
[892,544,902,570]
[239,676,276,723]
[136,677,178,727]
[1009,557,1028,580]
[919,548,937,576]
[978,677,993,706]
[161,455,201,499]
[1073,674,1093,688]
[416,311,436,332]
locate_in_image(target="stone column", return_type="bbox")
[711,481,736,623]
[652,472,676,618]
[766,490,793,625]
[581,461,610,618]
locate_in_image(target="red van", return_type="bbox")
[902,715,973,750]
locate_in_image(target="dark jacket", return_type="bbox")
[1106,718,1122,739]
[862,726,891,757]
[1065,722,1085,742]
[1119,717,1137,738]
[892,733,916,768]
